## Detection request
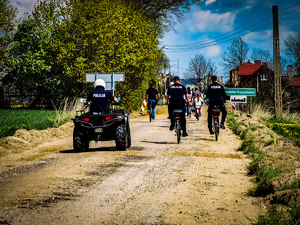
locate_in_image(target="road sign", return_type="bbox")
[230,95,247,103]
[86,73,125,90]
[224,88,256,96]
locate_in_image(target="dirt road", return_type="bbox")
[0,106,263,224]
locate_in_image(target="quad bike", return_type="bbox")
[71,103,131,151]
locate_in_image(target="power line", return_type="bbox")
[165,21,272,52]
[166,9,270,48]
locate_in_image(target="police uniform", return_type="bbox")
[87,87,114,113]
[167,83,187,132]
[206,82,227,132]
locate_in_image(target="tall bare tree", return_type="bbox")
[184,54,217,92]
[220,37,249,73]
[284,32,300,76]
[251,48,271,63]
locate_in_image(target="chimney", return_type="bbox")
[289,65,293,84]
[254,60,262,65]
[262,61,268,66]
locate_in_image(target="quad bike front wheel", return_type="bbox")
[73,127,89,151]
[127,127,131,148]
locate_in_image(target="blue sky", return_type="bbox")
[11,0,300,79]
[160,0,300,79]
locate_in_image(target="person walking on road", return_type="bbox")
[206,75,227,135]
[166,76,189,137]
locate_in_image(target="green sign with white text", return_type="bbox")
[224,88,256,96]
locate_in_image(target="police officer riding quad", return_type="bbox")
[72,78,131,151]
[72,105,131,151]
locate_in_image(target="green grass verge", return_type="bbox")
[0,109,74,138]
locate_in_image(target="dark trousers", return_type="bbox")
[207,101,227,131]
[170,103,186,132]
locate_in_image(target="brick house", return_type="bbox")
[230,60,274,94]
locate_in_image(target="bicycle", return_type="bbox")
[211,105,221,141]
[173,109,182,144]
[194,106,201,121]
[148,99,155,122]
[187,102,192,118]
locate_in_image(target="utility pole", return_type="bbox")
[273,5,283,118]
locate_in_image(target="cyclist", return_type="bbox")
[206,75,227,135]
[186,87,193,116]
[145,83,160,119]
[166,76,189,137]
[194,93,204,117]
[86,79,119,113]
[191,87,201,102]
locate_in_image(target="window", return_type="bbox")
[260,74,267,81]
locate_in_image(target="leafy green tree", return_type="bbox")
[127,0,202,32]
[5,19,51,106]
[0,0,18,70]
[51,0,165,110]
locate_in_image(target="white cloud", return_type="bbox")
[188,9,236,33]
[205,0,217,6]
[205,44,221,57]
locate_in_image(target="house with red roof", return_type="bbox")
[230,60,274,93]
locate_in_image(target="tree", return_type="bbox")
[184,54,217,93]
[5,19,51,106]
[220,37,249,73]
[127,0,202,32]
[284,32,300,76]
[0,0,18,70]
[250,48,271,63]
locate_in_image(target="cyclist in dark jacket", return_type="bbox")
[145,83,160,119]
[166,76,189,137]
[206,76,227,134]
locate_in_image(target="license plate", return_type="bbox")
[95,128,103,133]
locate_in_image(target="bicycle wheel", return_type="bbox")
[149,106,153,122]
[214,118,219,141]
[176,120,181,144]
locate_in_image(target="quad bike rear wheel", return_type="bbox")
[73,127,89,151]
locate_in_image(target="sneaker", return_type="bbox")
[209,130,214,135]
[182,132,188,137]
[169,125,174,131]
[220,124,225,129]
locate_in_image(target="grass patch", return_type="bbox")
[253,201,300,225]
[0,109,57,138]
[0,98,81,139]
[249,151,265,175]
[244,146,258,155]
[280,179,300,191]
[249,165,281,196]
[268,122,300,142]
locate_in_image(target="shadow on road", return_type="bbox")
[140,140,174,145]
[60,147,118,153]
